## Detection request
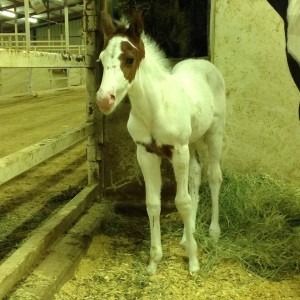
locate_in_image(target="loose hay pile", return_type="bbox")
[197,171,300,280]
[55,171,300,299]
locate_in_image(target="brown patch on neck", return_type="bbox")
[137,138,174,159]
[118,39,145,83]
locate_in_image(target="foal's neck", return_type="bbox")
[128,40,170,118]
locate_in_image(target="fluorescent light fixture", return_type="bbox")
[0,10,16,18]
[29,17,38,23]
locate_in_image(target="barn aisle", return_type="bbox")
[0,87,88,266]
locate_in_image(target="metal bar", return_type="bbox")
[0,50,89,68]
[14,3,18,48]
[27,67,32,94]
[64,0,70,52]
[47,0,50,43]
[0,122,94,186]
[24,0,30,51]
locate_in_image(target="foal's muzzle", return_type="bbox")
[96,91,116,114]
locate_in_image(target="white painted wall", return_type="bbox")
[0,68,85,96]
[214,0,300,183]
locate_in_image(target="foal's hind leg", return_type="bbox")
[181,144,201,245]
[136,145,162,274]
[205,124,224,242]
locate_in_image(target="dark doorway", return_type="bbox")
[113,0,209,58]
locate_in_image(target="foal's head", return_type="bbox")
[96,11,145,115]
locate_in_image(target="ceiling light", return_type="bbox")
[0,10,16,18]
[29,17,38,23]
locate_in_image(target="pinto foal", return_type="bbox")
[96,11,226,274]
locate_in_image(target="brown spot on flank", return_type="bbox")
[137,138,174,159]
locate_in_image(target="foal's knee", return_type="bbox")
[175,194,192,216]
[146,200,161,217]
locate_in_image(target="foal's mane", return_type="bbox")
[141,34,172,73]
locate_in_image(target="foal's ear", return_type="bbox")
[101,11,115,39]
[128,10,144,39]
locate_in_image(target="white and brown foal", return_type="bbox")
[96,11,226,274]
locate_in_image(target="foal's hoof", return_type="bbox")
[180,236,186,247]
[209,225,221,243]
[189,258,200,274]
[147,262,158,275]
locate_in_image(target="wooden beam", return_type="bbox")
[0,122,94,186]
[0,183,100,299]
[9,200,114,299]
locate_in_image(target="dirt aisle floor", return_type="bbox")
[0,87,86,157]
[0,87,88,262]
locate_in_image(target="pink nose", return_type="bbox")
[96,92,116,112]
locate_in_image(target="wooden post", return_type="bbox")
[209,0,216,63]
[84,0,103,186]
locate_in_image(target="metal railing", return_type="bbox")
[0,33,85,55]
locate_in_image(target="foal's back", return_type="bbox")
[170,59,226,143]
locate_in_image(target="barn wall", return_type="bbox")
[34,19,83,45]
[213,0,300,184]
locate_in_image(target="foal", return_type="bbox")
[96,11,226,274]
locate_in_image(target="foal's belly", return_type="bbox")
[189,107,214,143]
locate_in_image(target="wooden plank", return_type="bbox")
[9,201,114,299]
[209,0,217,62]
[0,122,94,186]
[0,183,100,300]
[0,49,90,68]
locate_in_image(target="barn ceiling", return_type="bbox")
[0,0,83,33]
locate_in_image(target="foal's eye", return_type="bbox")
[126,57,135,65]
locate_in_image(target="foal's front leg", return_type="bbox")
[136,145,162,274]
[172,144,199,273]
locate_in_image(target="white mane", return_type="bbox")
[141,33,172,73]
[114,16,130,28]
